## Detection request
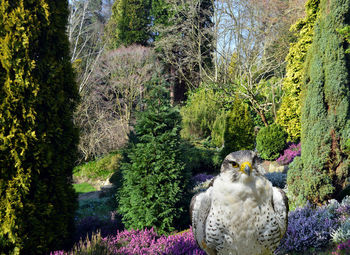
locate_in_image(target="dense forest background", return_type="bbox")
[71,0,305,161]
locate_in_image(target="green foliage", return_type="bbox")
[107,0,151,48]
[180,88,223,140]
[73,183,97,194]
[211,110,226,148]
[287,0,350,205]
[76,197,115,222]
[277,0,321,142]
[180,141,221,175]
[73,152,121,182]
[220,97,255,158]
[0,1,79,254]
[117,82,190,234]
[345,139,350,155]
[337,25,350,54]
[286,156,309,210]
[256,124,287,160]
[150,0,172,33]
[331,219,350,244]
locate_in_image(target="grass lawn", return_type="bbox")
[73,182,97,194]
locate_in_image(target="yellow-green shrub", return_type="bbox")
[220,97,255,158]
[211,110,226,148]
[276,0,320,142]
[180,88,222,140]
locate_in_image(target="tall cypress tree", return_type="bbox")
[0,1,79,254]
[287,0,350,206]
[107,0,151,48]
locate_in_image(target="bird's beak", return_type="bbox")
[240,162,252,176]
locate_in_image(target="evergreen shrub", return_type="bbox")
[264,172,287,189]
[287,156,310,209]
[211,110,226,148]
[220,97,255,159]
[106,0,151,48]
[180,88,222,140]
[256,124,287,160]
[117,83,191,234]
[180,141,220,175]
[345,139,350,155]
[74,152,122,182]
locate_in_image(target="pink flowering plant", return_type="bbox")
[332,240,350,255]
[51,227,205,255]
[276,142,301,165]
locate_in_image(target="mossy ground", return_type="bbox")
[73,152,121,186]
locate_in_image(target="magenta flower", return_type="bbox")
[276,142,301,165]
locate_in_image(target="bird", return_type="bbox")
[190,150,288,255]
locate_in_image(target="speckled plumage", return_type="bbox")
[190,150,288,255]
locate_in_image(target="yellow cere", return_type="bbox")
[240,161,252,174]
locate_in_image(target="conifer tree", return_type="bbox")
[117,81,190,234]
[287,0,350,206]
[0,1,79,254]
[180,88,222,140]
[107,0,151,48]
[151,0,172,30]
[220,97,255,158]
[276,0,320,142]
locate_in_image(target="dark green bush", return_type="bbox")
[220,97,255,158]
[286,156,308,210]
[180,141,221,175]
[117,83,191,234]
[256,124,287,160]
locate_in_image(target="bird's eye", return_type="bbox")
[231,162,239,168]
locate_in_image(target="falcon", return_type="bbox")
[190,150,288,255]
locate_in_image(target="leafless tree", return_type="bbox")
[154,0,215,102]
[74,45,162,161]
[67,0,110,94]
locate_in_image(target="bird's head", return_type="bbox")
[220,150,259,180]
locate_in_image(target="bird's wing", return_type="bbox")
[190,187,213,252]
[271,187,289,235]
[257,187,289,252]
